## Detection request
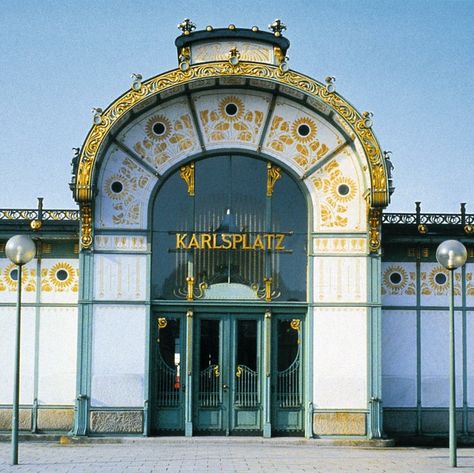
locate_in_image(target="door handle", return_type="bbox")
[222,384,229,391]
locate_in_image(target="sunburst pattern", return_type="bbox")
[331,176,357,203]
[104,175,129,200]
[428,266,449,294]
[218,96,245,121]
[291,117,317,143]
[145,115,172,141]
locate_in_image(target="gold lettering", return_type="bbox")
[265,234,274,249]
[201,233,212,249]
[212,233,222,249]
[232,234,243,249]
[242,234,252,250]
[253,234,264,250]
[221,234,232,249]
[275,234,286,250]
[188,234,199,249]
[176,233,188,249]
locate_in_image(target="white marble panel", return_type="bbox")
[193,89,272,151]
[420,263,462,306]
[313,256,367,303]
[0,307,36,404]
[421,310,463,407]
[381,262,417,307]
[95,145,158,230]
[118,96,201,176]
[313,307,367,408]
[94,235,147,252]
[467,312,474,406]
[261,96,344,176]
[382,310,417,407]
[40,259,79,304]
[93,254,147,301]
[37,307,78,405]
[308,150,367,233]
[0,258,37,304]
[90,305,146,407]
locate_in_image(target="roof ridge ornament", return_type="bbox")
[178,18,196,36]
[268,19,286,37]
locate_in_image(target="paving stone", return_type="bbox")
[0,439,473,472]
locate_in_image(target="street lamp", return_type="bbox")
[436,239,468,468]
[5,235,36,466]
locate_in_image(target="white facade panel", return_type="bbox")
[93,254,147,301]
[420,310,463,407]
[382,310,417,407]
[313,256,367,303]
[313,307,367,408]
[0,307,36,404]
[37,307,78,405]
[90,305,146,407]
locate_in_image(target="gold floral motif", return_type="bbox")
[144,115,172,141]
[311,161,358,228]
[382,265,416,295]
[134,112,195,169]
[80,203,93,249]
[0,263,36,292]
[41,262,78,292]
[368,207,382,253]
[266,162,281,197]
[103,158,151,227]
[266,115,329,170]
[290,319,301,331]
[179,163,195,196]
[420,266,455,296]
[74,62,389,230]
[157,317,168,329]
[291,117,317,143]
[199,95,264,144]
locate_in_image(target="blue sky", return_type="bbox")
[1,0,473,212]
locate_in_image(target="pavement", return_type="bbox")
[1,437,474,472]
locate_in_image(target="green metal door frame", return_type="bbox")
[149,303,307,437]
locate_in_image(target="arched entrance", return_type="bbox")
[149,154,307,436]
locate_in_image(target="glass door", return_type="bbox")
[271,316,304,435]
[193,314,263,435]
[150,313,185,434]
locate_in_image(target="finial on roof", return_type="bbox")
[268,19,286,37]
[178,18,196,35]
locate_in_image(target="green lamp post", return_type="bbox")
[5,235,36,466]
[436,239,467,468]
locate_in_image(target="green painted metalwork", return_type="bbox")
[367,254,383,439]
[73,250,94,436]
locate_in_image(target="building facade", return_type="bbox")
[0,23,473,439]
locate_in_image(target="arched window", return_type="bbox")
[151,154,307,301]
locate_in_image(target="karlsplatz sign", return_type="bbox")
[175,233,288,251]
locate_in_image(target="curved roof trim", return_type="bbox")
[73,61,389,208]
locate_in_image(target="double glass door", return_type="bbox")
[194,314,262,435]
[151,311,304,436]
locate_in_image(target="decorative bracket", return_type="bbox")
[80,203,93,250]
[368,207,382,253]
[179,163,195,196]
[267,162,281,197]
[252,277,280,302]
[175,276,208,301]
